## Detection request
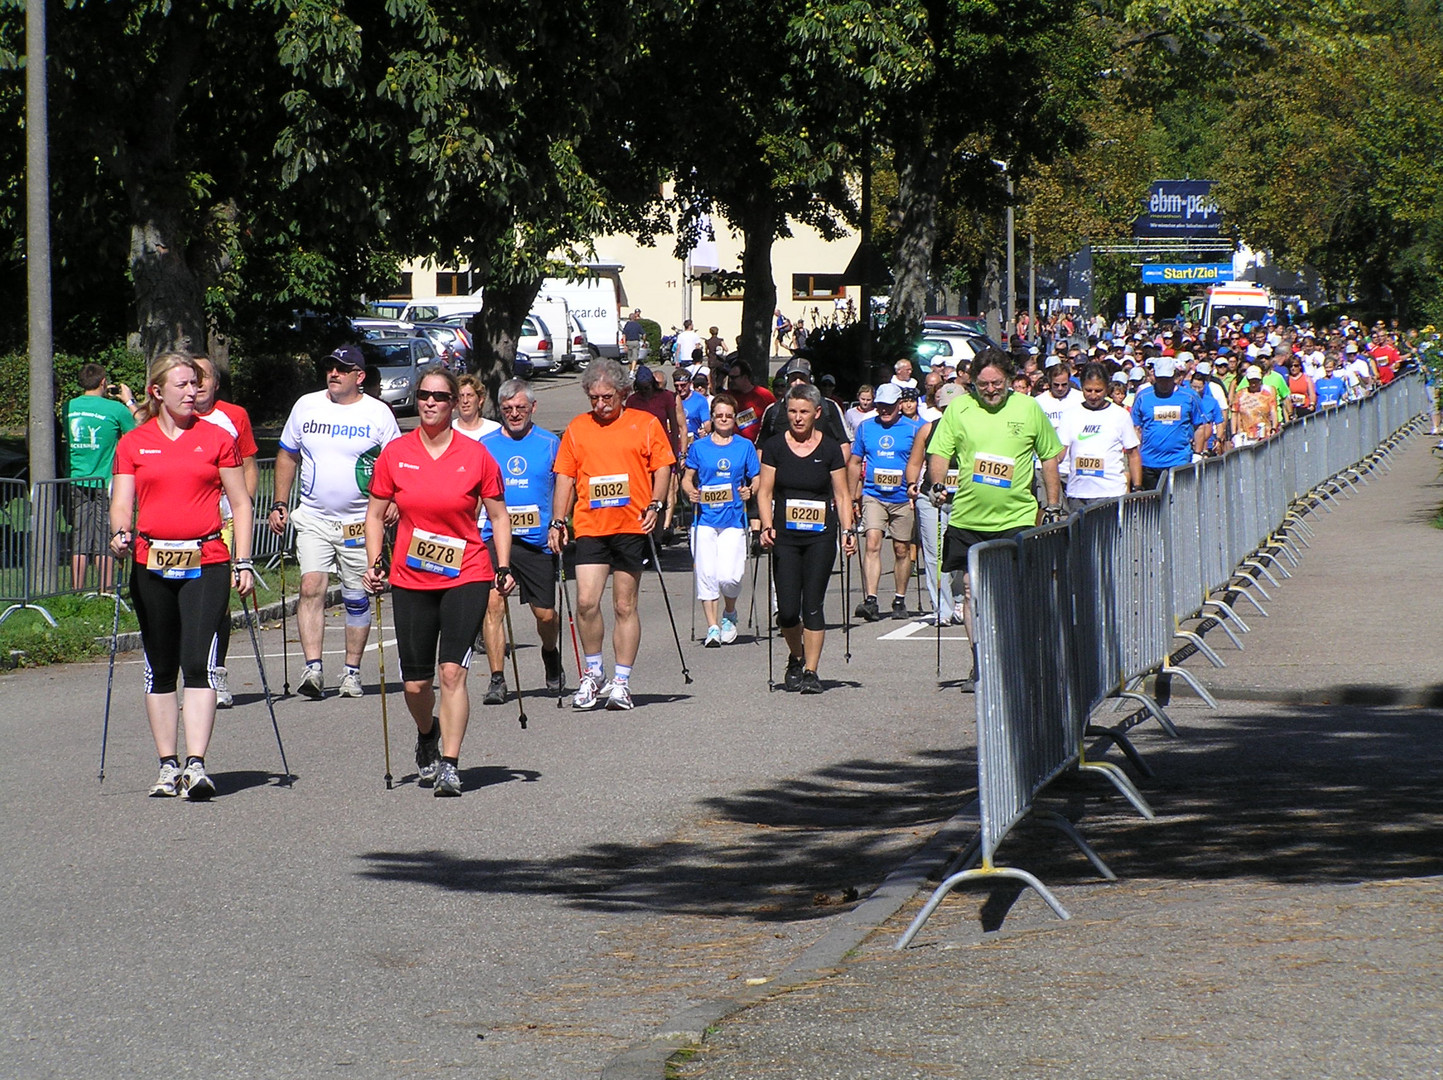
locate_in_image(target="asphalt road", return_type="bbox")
[0,366,971,1079]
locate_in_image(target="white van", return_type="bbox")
[535,268,624,361]
[1202,282,1275,329]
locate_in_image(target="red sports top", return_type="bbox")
[113,418,242,566]
[196,399,259,458]
[369,429,504,590]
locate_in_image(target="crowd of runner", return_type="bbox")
[84,311,1421,798]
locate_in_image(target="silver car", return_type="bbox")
[362,336,439,412]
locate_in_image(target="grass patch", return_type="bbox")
[0,559,298,668]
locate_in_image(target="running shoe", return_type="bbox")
[891,596,910,621]
[433,761,462,797]
[854,597,880,622]
[784,654,805,692]
[573,671,603,710]
[605,682,635,711]
[338,669,364,698]
[704,625,722,648]
[542,649,565,693]
[719,612,738,644]
[415,727,441,788]
[180,760,216,801]
[798,669,823,695]
[483,671,508,706]
[212,666,233,708]
[298,664,324,700]
[149,761,182,798]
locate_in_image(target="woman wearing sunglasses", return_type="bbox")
[362,367,516,797]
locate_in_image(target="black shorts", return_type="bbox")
[390,581,491,683]
[485,537,556,610]
[940,525,1029,573]
[573,533,648,574]
[70,484,110,555]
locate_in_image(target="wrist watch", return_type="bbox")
[647,500,664,513]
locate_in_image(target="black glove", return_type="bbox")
[1041,504,1066,525]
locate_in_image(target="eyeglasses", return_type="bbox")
[587,392,618,403]
[975,380,1008,390]
[416,389,454,403]
[499,404,530,413]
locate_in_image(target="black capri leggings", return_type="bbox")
[772,538,835,632]
[130,561,231,694]
[390,581,491,683]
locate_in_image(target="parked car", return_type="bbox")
[914,329,998,373]
[924,315,988,335]
[517,313,558,374]
[512,351,536,380]
[410,321,472,370]
[352,317,414,339]
[360,335,440,412]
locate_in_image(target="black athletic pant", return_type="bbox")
[390,581,491,683]
[772,537,834,632]
[130,561,230,694]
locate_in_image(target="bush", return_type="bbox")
[639,318,663,365]
[0,345,147,431]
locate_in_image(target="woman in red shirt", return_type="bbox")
[109,353,254,801]
[363,368,514,797]
[1286,358,1317,416]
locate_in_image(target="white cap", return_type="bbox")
[873,383,903,406]
[1195,361,1213,375]
[1110,372,1128,384]
[1175,351,1195,366]
[1128,368,1145,382]
[1044,356,1062,369]
[1152,357,1180,378]
[1245,364,1264,380]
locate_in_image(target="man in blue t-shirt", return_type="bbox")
[1131,356,1210,489]
[479,379,565,702]
[848,383,925,620]
[1188,370,1228,454]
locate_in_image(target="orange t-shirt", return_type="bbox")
[555,408,677,537]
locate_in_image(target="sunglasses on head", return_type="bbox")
[416,389,454,403]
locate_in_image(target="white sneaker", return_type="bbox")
[719,613,738,644]
[704,625,722,648]
[180,760,216,801]
[338,669,364,698]
[573,672,603,710]
[298,665,324,700]
[149,761,182,798]
[212,667,233,708]
[605,681,635,711]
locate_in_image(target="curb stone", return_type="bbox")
[95,586,343,655]
[598,799,981,1080]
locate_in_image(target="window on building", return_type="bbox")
[435,270,476,296]
[792,274,847,301]
[699,270,745,301]
[385,273,413,299]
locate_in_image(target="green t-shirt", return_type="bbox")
[65,394,137,483]
[928,390,1063,532]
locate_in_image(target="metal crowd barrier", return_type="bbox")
[898,374,1428,947]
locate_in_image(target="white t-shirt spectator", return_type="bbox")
[1058,402,1140,499]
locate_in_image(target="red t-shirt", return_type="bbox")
[732,387,776,443]
[113,418,242,566]
[624,388,680,452]
[196,399,259,458]
[369,430,504,590]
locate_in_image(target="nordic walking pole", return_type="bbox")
[765,547,774,690]
[373,579,393,789]
[646,530,693,684]
[502,597,528,729]
[936,508,945,681]
[843,531,853,664]
[244,590,294,786]
[279,553,290,697]
[689,518,697,642]
[98,569,124,784]
[746,532,761,634]
[558,552,583,707]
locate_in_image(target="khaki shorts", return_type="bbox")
[292,505,369,589]
[861,496,916,542]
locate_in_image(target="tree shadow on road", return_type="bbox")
[358,746,976,921]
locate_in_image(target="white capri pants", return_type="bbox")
[693,525,748,601]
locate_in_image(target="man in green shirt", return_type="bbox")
[924,348,1063,691]
[65,363,138,589]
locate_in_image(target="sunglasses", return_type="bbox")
[324,363,361,374]
[416,389,455,403]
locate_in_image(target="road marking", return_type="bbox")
[878,620,968,641]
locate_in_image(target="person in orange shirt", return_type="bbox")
[549,359,676,711]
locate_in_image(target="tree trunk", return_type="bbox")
[470,278,542,418]
[982,245,1003,342]
[736,199,780,376]
[888,118,948,327]
[127,181,207,361]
